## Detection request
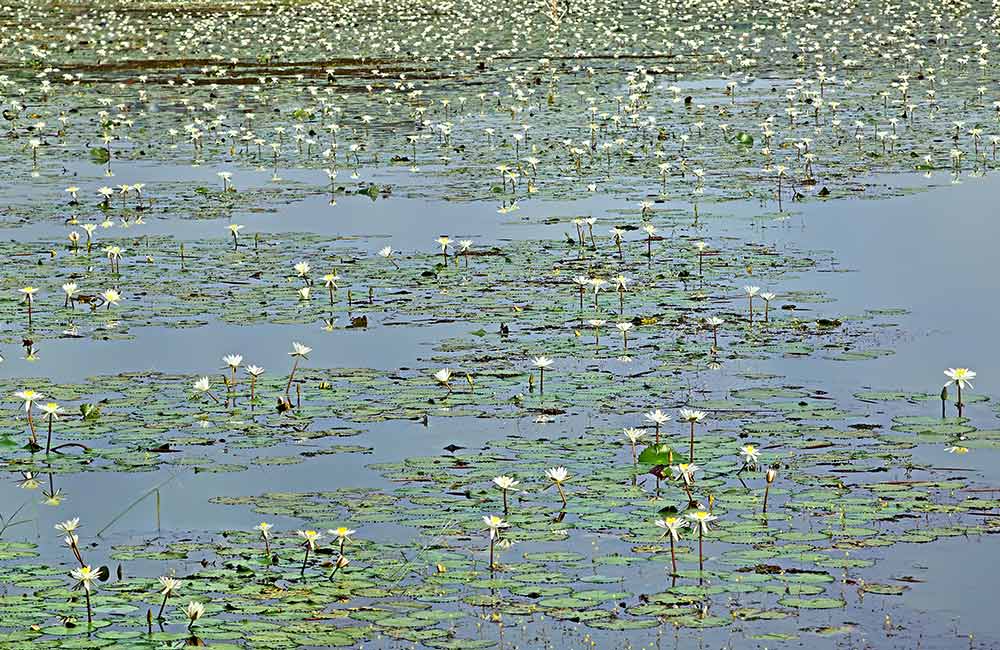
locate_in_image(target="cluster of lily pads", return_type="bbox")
[0,0,997,648]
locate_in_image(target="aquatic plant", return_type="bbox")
[655,516,688,577]
[70,565,97,624]
[644,409,670,444]
[532,356,553,394]
[544,466,570,509]
[492,475,519,515]
[285,342,312,403]
[255,521,273,557]
[943,367,976,416]
[184,600,205,630]
[295,529,322,576]
[38,401,63,454]
[482,515,509,571]
[685,510,718,574]
[156,576,181,620]
[434,368,453,395]
[680,408,707,463]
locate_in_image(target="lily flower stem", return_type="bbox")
[763,483,771,513]
[669,537,677,576]
[698,529,704,576]
[689,422,696,463]
[262,535,270,557]
[45,418,54,454]
[156,594,169,620]
[85,590,92,624]
[300,547,310,577]
[539,369,544,395]
[489,537,495,571]
[556,483,567,509]
[26,412,37,445]
[502,490,509,516]
[285,358,300,398]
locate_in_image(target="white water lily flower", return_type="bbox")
[679,408,707,423]
[482,514,509,539]
[55,517,80,534]
[296,529,322,550]
[328,527,356,541]
[685,510,718,534]
[671,463,699,485]
[644,409,670,425]
[739,444,760,468]
[623,428,646,444]
[944,367,975,390]
[71,565,97,593]
[545,467,569,484]
[184,601,205,624]
[158,576,182,596]
[655,516,688,541]
[493,476,519,490]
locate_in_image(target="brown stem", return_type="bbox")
[156,593,169,620]
[698,529,704,574]
[285,358,300,398]
[300,547,310,577]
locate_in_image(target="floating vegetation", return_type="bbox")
[0,0,997,647]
